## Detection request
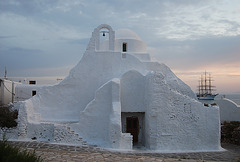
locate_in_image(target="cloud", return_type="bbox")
[64,38,90,45]
[0,35,16,39]
[0,47,45,68]
[0,12,87,73]
[0,0,50,15]
[149,34,240,71]
[7,65,73,78]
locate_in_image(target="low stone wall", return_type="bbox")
[0,127,18,140]
[54,124,87,145]
[221,121,240,145]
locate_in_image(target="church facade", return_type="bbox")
[14,24,221,151]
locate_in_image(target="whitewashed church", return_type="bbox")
[14,24,221,151]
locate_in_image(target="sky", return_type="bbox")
[0,0,240,94]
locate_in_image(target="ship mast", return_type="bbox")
[197,71,217,100]
[198,79,201,96]
[204,71,207,95]
[209,73,212,95]
[201,74,204,96]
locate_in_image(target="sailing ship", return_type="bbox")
[197,71,218,100]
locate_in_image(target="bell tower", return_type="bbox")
[86,24,115,51]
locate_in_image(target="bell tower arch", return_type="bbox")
[86,24,115,51]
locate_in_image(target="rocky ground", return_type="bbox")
[8,141,240,162]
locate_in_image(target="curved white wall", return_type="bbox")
[216,98,240,122]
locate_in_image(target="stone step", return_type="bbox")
[53,124,88,146]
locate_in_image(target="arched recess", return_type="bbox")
[94,24,115,51]
[120,70,146,112]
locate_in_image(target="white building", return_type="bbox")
[15,80,47,102]
[0,79,21,106]
[14,24,221,151]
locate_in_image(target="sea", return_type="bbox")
[215,94,240,105]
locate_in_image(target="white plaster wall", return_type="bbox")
[216,98,240,122]
[114,39,147,53]
[25,51,146,122]
[100,40,149,56]
[144,62,196,99]
[109,79,130,149]
[120,70,146,112]
[69,79,131,149]
[99,40,109,51]
[131,53,151,61]
[144,72,221,151]
[69,79,120,148]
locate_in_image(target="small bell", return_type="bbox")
[103,32,105,36]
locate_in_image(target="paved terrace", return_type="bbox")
[8,141,240,162]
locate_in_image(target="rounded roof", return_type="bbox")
[115,28,142,41]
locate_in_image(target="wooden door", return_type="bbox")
[126,117,139,143]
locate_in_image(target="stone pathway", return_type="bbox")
[8,141,240,162]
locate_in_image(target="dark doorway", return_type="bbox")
[126,117,139,143]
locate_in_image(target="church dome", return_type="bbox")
[99,27,147,53]
[115,29,142,41]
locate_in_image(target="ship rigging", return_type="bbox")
[197,71,218,100]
